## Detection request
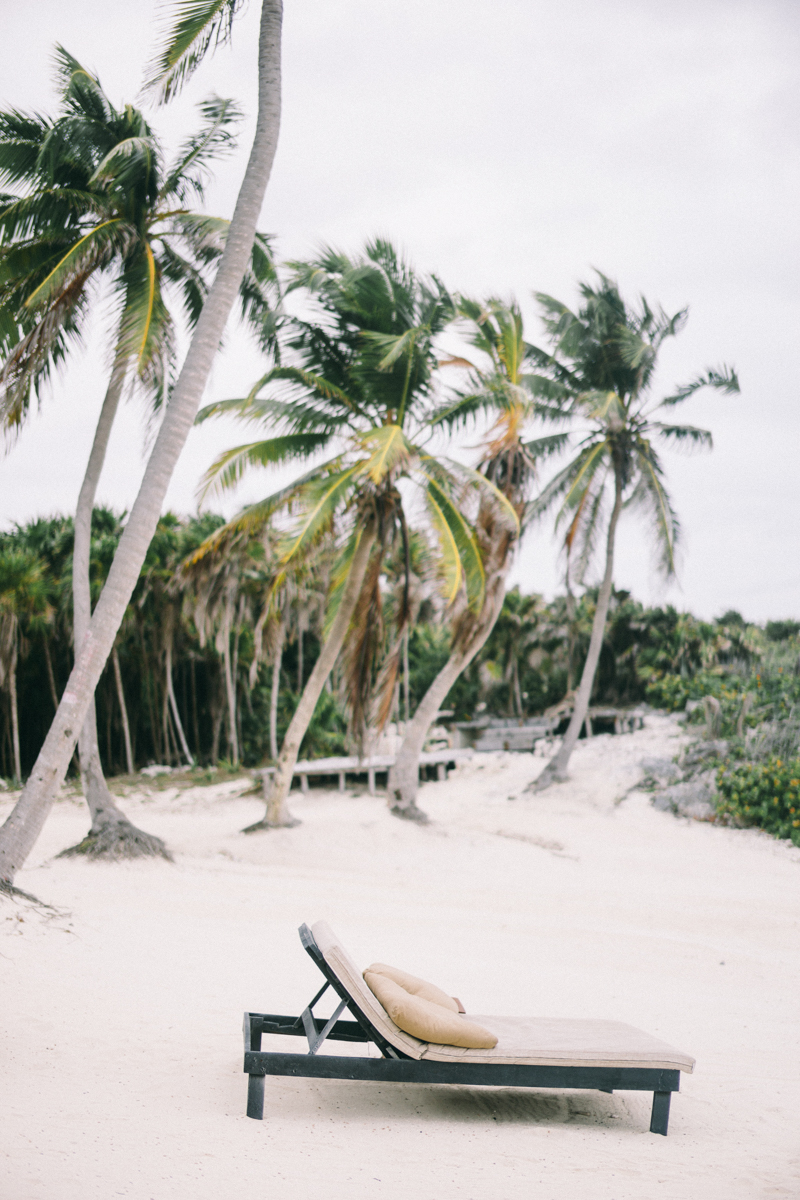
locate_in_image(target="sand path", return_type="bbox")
[2,714,798,1199]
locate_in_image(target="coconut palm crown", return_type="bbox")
[0,46,276,425]
[527,272,739,788]
[199,241,516,699]
[196,241,517,827]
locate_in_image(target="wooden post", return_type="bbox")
[338,772,345,793]
[300,774,309,794]
[367,767,375,795]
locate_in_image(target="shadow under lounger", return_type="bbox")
[242,921,695,1136]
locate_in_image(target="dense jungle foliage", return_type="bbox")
[2,508,798,794]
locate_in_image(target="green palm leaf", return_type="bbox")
[359,424,412,483]
[160,95,241,201]
[200,434,330,495]
[653,423,713,450]
[23,219,127,310]
[660,365,740,407]
[280,464,363,563]
[443,461,520,534]
[424,476,485,611]
[144,0,246,102]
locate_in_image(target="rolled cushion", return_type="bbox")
[364,970,498,1049]
[364,962,460,1013]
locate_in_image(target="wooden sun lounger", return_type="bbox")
[242,923,694,1135]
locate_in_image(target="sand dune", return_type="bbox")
[2,713,798,1199]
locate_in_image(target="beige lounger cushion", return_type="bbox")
[420,1015,695,1072]
[364,971,498,1049]
[310,921,694,1073]
[365,963,461,1013]
[311,920,427,1059]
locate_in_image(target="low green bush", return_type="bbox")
[716,756,800,846]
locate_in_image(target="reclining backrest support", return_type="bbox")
[302,921,426,1060]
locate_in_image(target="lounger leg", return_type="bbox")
[650,1090,671,1135]
[436,763,446,781]
[247,1074,265,1120]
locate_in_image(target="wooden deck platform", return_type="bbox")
[255,748,473,795]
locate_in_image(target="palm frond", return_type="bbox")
[160,94,241,201]
[200,434,330,496]
[143,0,246,102]
[88,136,157,188]
[652,422,713,451]
[631,442,680,576]
[23,219,128,310]
[526,439,608,525]
[359,424,412,483]
[279,464,362,563]
[424,476,485,611]
[445,461,520,535]
[660,365,740,407]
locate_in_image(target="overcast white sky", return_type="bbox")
[1,0,798,621]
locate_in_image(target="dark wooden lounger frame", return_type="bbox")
[243,924,680,1135]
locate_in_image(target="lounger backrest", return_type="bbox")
[309,920,426,1060]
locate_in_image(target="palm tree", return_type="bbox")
[387,298,555,819]
[527,273,739,791]
[197,240,497,829]
[0,0,283,886]
[0,549,52,782]
[0,50,277,855]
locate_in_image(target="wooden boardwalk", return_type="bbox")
[256,748,473,795]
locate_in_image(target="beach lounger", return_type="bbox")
[242,921,694,1135]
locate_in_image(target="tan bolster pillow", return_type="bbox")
[365,962,460,1013]
[364,970,498,1049]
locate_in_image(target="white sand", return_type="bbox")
[2,713,798,1200]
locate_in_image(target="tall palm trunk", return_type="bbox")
[220,611,239,765]
[112,645,134,774]
[530,471,624,792]
[0,0,282,885]
[9,645,20,783]
[246,520,377,832]
[43,637,59,711]
[269,618,285,761]
[403,626,410,724]
[165,639,193,766]
[388,559,508,821]
[64,350,171,859]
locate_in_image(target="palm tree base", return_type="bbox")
[241,816,302,834]
[57,818,172,862]
[389,802,430,825]
[525,764,569,794]
[0,879,51,905]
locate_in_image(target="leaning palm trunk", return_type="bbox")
[62,351,171,860]
[246,520,377,832]
[530,473,624,792]
[0,0,282,885]
[388,520,512,821]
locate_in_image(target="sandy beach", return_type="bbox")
[2,713,798,1200]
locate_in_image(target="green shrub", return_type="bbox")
[716,756,800,846]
